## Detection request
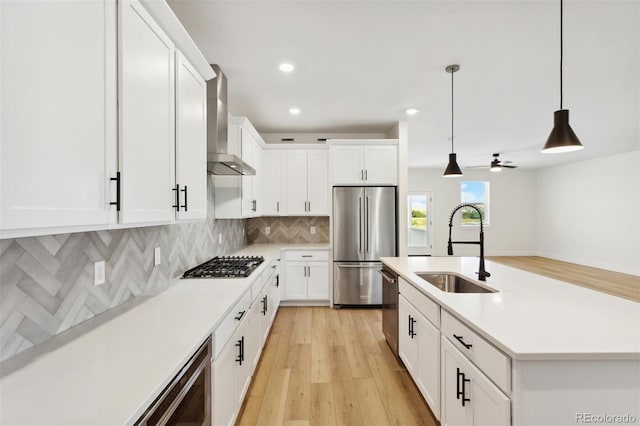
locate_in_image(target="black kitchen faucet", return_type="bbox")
[447,203,491,281]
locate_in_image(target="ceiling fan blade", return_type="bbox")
[502,165,518,169]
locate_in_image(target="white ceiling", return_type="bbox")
[168,0,639,169]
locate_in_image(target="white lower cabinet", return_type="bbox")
[398,294,440,419]
[441,337,510,426]
[283,260,329,301]
[282,250,330,302]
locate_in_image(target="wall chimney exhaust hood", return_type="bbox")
[207,65,255,175]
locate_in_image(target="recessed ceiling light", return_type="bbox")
[289,107,301,115]
[405,108,419,115]
[279,63,295,73]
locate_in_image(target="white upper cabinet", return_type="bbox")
[0,0,117,236]
[118,0,176,224]
[261,150,285,215]
[175,51,207,221]
[284,149,329,216]
[329,142,398,186]
[214,118,263,219]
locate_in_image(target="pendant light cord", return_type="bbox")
[451,68,455,152]
[560,0,563,109]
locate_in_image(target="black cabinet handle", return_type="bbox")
[234,310,246,321]
[241,335,245,363]
[261,295,267,315]
[275,275,279,288]
[172,184,180,211]
[453,334,472,349]
[181,185,188,211]
[410,317,417,338]
[456,368,471,406]
[110,172,121,211]
[235,337,243,365]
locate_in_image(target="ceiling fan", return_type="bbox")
[467,153,518,172]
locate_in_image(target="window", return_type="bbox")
[408,191,432,255]
[460,181,489,225]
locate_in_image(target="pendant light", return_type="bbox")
[443,64,463,177]
[542,0,584,154]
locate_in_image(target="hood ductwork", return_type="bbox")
[207,65,255,175]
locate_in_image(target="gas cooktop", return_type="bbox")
[182,256,264,279]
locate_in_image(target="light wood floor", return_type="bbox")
[236,307,437,426]
[487,256,640,302]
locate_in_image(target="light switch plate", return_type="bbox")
[310,226,316,235]
[265,226,271,235]
[154,247,161,266]
[94,261,105,286]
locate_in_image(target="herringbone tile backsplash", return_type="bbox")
[0,176,246,361]
[247,216,329,244]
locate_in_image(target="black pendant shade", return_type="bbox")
[541,109,584,153]
[444,153,463,177]
[543,0,584,154]
[443,64,463,177]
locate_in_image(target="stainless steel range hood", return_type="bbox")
[207,65,255,175]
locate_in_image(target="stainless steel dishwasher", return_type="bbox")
[380,266,399,357]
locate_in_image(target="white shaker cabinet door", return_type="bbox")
[119,0,176,224]
[363,145,397,185]
[175,51,207,221]
[213,338,236,426]
[416,311,441,420]
[307,150,329,215]
[284,262,307,300]
[330,146,364,185]
[285,150,308,215]
[261,150,284,215]
[0,0,117,234]
[398,296,419,376]
[307,262,329,300]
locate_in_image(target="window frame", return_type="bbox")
[459,181,490,226]
[407,190,432,255]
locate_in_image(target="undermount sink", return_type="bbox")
[416,272,498,294]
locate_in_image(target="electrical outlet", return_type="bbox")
[218,233,222,244]
[94,261,105,286]
[310,226,316,235]
[154,247,161,266]
[265,226,271,235]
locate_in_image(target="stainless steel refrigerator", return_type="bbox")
[333,186,397,306]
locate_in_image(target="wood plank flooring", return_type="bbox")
[236,307,437,426]
[487,256,640,302]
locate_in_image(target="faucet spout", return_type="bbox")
[447,203,491,281]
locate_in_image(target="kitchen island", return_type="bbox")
[382,256,640,425]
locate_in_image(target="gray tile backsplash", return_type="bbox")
[247,216,329,244]
[0,176,246,361]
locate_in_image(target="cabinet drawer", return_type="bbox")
[213,290,251,359]
[284,250,329,261]
[441,310,511,394]
[399,277,440,327]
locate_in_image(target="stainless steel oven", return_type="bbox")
[136,337,211,425]
[380,266,399,357]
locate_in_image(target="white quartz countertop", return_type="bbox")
[0,243,329,425]
[381,256,640,361]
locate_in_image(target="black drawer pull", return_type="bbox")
[456,368,471,406]
[172,184,180,211]
[453,334,472,349]
[234,310,246,321]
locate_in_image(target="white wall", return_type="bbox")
[537,150,640,275]
[409,168,538,257]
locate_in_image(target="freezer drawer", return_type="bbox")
[333,262,382,305]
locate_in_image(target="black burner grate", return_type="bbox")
[182,256,264,279]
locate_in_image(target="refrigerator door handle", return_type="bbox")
[365,196,370,253]
[358,196,363,253]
